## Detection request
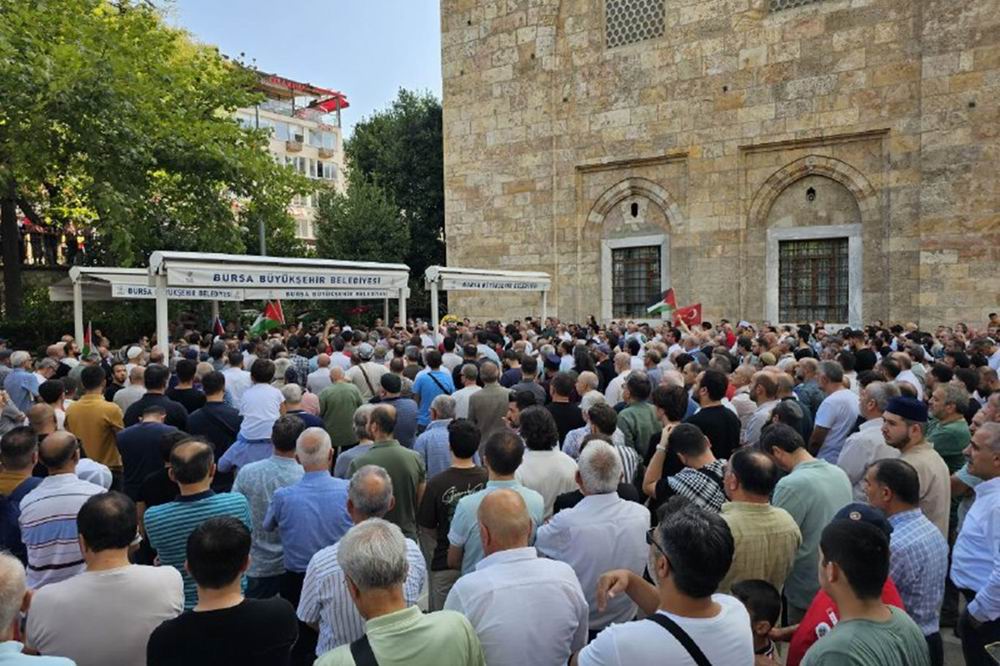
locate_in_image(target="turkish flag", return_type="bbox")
[673,303,703,327]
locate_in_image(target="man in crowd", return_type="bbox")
[642,423,727,512]
[232,415,305,599]
[319,366,363,451]
[536,440,649,638]
[547,372,585,445]
[763,423,852,623]
[794,357,826,419]
[4,351,38,414]
[146,517,298,665]
[617,372,660,457]
[166,359,206,414]
[809,361,860,462]
[413,395,462,480]
[346,343,388,402]
[0,552,75,665]
[718,446,801,593]
[951,423,1000,665]
[298,465,426,658]
[451,364,481,419]
[412,350,455,432]
[515,406,579,518]
[864,458,948,665]
[115,405,176,501]
[927,382,972,473]
[881,397,950,538]
[446,489,589,665]
[347,405,425,541]
[113,365,146,414]
[123,364,187,430]
[307,354,333,395]
[375,374,418,448]
[143,437,252,609]
[222,351,252,403]
[0,426,41,501]
[685,368,741,459]
[837,381,901,500]
[574,499,753,664]
[448,430,544,575]
[103,360,127,403]
[417,419,488,610]
[281,384,324,429]
[18,432,105,589]
[313,518,483,666]
[333,406,375,479]
[743,372,780,447]
[219,359,282,476]
[468,362,510,448]
[26,492,184,666]
[186,371,242,491]
[64,365,125,487]
[511,356,547,406]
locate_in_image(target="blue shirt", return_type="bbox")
[232,455,304,578]
[218,437,273,474]
[887,508,948,635]
[286,409,324,429]
[4,368,38,414]
[414,420,480,479]
[411,370,455,426]
[952,476,1000,622]
[447,480,545,574]
[379,396,419,448]
[264,471,352,573]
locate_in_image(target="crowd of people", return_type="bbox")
[0,312,999,665]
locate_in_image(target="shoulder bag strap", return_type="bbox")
[427,371,450,394]
[645,613,713,666]
[349,634,380,666]
[358,365,377,397]
[696,465,726,493]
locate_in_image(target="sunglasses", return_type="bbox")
[646,528,668,559]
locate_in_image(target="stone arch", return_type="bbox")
[748,154,878,229]
[586,176,683,229]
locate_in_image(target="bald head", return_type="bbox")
[330,366,346,382]
[316,353,331,368]
[577,371,599,393]
[296,427,332,469]
[128,365,145,384]
[614,352,631,373]
[478,489,532,555]
[27,403,57,436]
[39,431,79,471]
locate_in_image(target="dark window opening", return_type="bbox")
[612,245,661,319]
[778,238,849,323]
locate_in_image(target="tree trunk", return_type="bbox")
[1,183,23,319]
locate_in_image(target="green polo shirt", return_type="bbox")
[348,439,425,540]
[926,416,970,474]
[315,606,484,666]
[617,402,661,457]
[318,382,364,448]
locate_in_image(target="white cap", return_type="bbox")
[126,346,143,360]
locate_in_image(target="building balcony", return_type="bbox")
[285,139,303,152]
[318,147,335,159]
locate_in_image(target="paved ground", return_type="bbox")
[944,629,965,665]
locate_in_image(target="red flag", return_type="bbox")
[213,317,225,336]
[673,304,703,327]
[664,288,677,308]
[265,300,285,325]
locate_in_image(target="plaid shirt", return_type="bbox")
[656,459,727,512]
[888,508,949,635]
[289,354,311,387]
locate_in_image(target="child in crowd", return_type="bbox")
[733,579,782,664]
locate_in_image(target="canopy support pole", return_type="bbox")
[429,282,440,345]
[383,298,389,324]
[72,281,84,345]
[398,290,407,328]
[155,274,169,353]
[542,290,548,323]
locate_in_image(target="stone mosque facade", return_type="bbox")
[440,0,999,326]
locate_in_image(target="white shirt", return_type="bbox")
[814,388,861,463]
[330,352,352,373]
[445,547,588,666]
[76,459,112,489]
[896,370,924,400]
[515,449,579,519]
[952,477,1000,621]
[442,352,464,372]
[237,383,284,440]
[577,594,754,666]
[536,493,650,630]
[451,385,481,419]
[742,399,779,447]
[306,367,333,395]
[604,373,628,407]
[836,418,900,501]
[346,362,389,402]
[297,537,426,655]
[989,348,1000,372]
[27,565,183,666]
[221,367,252,403]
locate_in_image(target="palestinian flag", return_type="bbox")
[673,303,703,327]
[250,301,285,337]
[646,288,677,315]
[213,317,225,337]
[81,322,93,356]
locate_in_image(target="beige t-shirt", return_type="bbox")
[901,441,951,539]
[27,565,184,666]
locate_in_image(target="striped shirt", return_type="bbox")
[144,490,252,609]
[297,536,426,655]
[18,473,104,589]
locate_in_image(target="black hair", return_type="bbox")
[732,579,782,626]
[271,415,306,453]
[201,371,225,395]
[513,390,537,410]
[946,350,971,369]
[159,430,189,463]
[250,358,275,384]
[38,379,66,404]
[520,356,538,376]
[81,365,106,391]
[654,498,734,598]
[169,437,215,484]
[954,367,979,394]
[425,349,442,369]
[729,446,779,496]
[186,516,251,589]
[625,372,652,401]
[0,426,38,468]
[820,519,890,600]
[483,430,525,475]
[144,364,170,390]
[760,422,804,454]
[227,351,244,368]
[551,372,575,397]
[669,423,708,457]
[626,338,641,356]
[77,492,137,552]
[448,419,481,459]
[871,458,920,506]
[699,369,728,401]
[929,364,954,384]
[771,400,804,433]
[587,402,618,436]
[651,385,688,422]
[369,405,397,436]
[518,406,560,451]
[442,337,456,352]
[175,358,198,383]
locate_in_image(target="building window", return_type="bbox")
[605,0,665,49]
[770,0,824,11]
[778,238,849,323]
[611,245,661,318]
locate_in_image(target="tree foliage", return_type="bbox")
[0,0,311,315]
[314,176,409,264]
[346,89,443,279]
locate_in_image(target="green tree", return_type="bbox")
[346,89,443,279]
[314,176,409,264]
[0,0,310,316]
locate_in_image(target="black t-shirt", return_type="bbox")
[124,394,189,430]
[546,402,586,445]
[416,466,488,570]
[147,597,298,666]
[552,484,643,515]
[596,359,616,393]
[187,402,243,492]
[854,348,878,373]
[166,387,207,414]
[138,468,179,509]
[684,405,741,460]
[116,422,178,500]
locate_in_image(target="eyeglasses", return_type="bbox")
[646,528,668,559]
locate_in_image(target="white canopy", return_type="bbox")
[149,251,412,346]
[424,265,551,342]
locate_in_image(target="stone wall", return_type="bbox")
[441,0,999,325]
